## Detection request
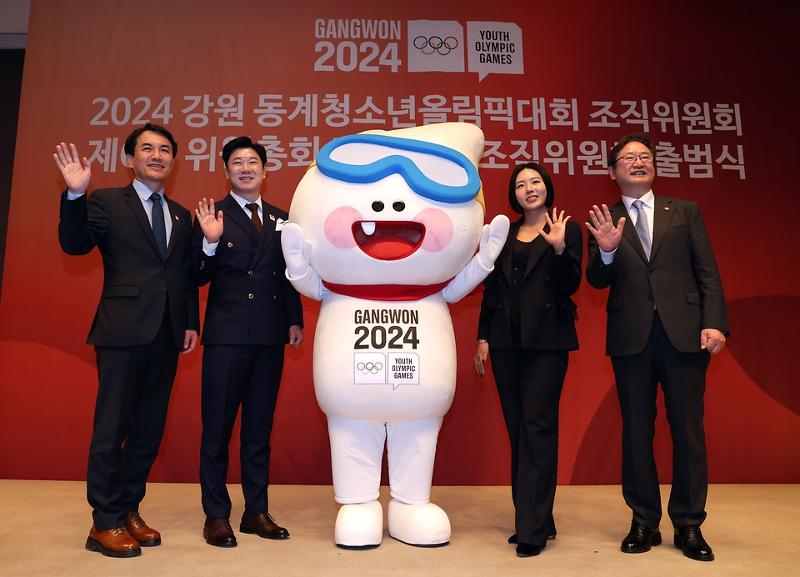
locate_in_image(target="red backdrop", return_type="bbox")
[1,0,798,485]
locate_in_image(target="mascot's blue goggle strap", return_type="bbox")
[316,134,481,204]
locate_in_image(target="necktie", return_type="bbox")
[632,199,651,259]
[150,192,167,258]
[246,202,264,235]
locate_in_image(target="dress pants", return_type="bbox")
[490,348,567,547]
[89,313,179,530]
[200,344,284,519]
[612,311,710,529]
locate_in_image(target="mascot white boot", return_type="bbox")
[282,122,509,548]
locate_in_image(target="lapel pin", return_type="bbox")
[269,214,276,221]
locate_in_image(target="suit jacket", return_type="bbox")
[58,185,199,349]
[192,194,303,346]
[586,195,729,356]
[478,219,582,351]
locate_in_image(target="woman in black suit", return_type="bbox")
[474,162,582,558]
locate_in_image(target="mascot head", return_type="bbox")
[288,122,485,286]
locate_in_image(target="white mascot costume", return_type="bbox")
[281,122,509,548]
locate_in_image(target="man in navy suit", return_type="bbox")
[192,137,303,548]
[586,133,728,562]
[56,124,199,558]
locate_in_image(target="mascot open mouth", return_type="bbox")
[352,221,425,260]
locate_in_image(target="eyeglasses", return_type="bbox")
[615,152,653,165]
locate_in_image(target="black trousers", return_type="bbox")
[200,344,284,519]
[89,315,179,530]
[612,311,710,529]
[490,348,568,547]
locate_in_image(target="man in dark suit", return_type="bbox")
[586,133,728,562]
[192,136,303,548]
[56,124,199,558]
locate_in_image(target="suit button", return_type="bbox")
[545,303,552,310]
[248,293,255,300]
[273,294,277,301]
[544,276,551,282]
[227,241,234,248]
[200,261,205,270]
[248,270,254,276]
[160,289,166,295]
[272,271,276,277]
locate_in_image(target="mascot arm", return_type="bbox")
[443,214,510,303]
[281,222,325,301]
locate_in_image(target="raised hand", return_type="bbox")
[540,206,571,255]
[53,142,91,193]
[195,198,224,243]
[477,214,510,269]
[281,222,312,278]
[586,204,626,252]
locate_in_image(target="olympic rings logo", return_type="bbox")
[413,35,459,56]
[356,361,384,375]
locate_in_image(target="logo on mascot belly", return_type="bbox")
[352,220,425,260]
[352,307,421,389]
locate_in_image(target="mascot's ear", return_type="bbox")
[363,122,484,169]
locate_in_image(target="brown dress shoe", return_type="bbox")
[86,525,141,558]
[126,511,161,546]
[240,513,289,540]
[204,518,237,548]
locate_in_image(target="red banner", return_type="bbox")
[1,0,797,484]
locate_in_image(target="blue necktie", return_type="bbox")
[632,199,651,259]
[150,192,167,258]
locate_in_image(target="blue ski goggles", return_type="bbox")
[316,133,481,204]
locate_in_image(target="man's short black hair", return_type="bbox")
[222,136,267,167]
[123,123,178,157]
[608,133,657,167]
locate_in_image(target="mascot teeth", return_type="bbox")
[361,221,376,235]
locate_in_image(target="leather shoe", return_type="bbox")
[126,511,161,546]
[621,520,662,553]
[674,525,714,562]
[204,518,237,548]
[516,542,542,557]
[508,533,556,544]
[85,525,141,558]
[240,512,289,540]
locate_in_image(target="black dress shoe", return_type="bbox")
[508,533,556,544]
[204,518,237,548]
[240,512,289,540]
[674,525,714,562]
[516,542,542,557]
[621,520,662,553]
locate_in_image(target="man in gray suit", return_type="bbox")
[586,133,728,562]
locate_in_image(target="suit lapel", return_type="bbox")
[256,204,277,263]
[123,185,163,258]
[163,197,185,260]
[502,218,551,282]
[221,194,262,246]
[501,219,520,284]
[615,200,648,263]
[650,196,673,261]
[523,224,552,281]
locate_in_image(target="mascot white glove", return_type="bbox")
[281,222,312,279]
[477,214,511,270]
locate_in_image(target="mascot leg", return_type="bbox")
[328,416,385,548]
[386,417,451,546]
